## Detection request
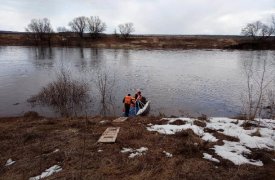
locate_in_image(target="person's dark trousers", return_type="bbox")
[124,104,130,117]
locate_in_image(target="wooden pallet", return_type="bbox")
[112,117,128,123]
[98,127,120,143]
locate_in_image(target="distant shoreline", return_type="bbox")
[1,32,275,50]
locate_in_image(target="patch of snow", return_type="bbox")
[136,147,148,153]
[254,118,275,129]
[53,149,59,153]
[147,123,153,126]
[213,140,263,166]
[5,158,16,166]
[29,165,62,180]
[99,120,109,124]
[207,118,275,150]
[147,117,275,166]
[121,147,148,158]
[129,152,142,158]
[98,149,103,152]
[202,133,218,142]
[203,153,220,163]
[121,148,134,153]
[166,118,194,124]
[147,118,212,140]
[147,121,204,136]
[163,151,173,158]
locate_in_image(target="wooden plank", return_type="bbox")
[98,127,120,143]
[113,117,128,123]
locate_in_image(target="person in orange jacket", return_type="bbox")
[122,94,133,117]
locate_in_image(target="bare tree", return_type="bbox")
[25,18,54,44]
[114,28,119,38]
[87,16,106,38]
[118,23,135,39]
[68,16,88,38]
[29,69,90,117]
[241,21,273,40]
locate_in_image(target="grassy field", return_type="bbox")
[0,32,257,49]
[0,114,274,179]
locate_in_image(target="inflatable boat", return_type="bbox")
[136,100,150,116]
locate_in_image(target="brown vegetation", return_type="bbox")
[0,115,274,179]
[2,32,275,49]
[29,70,90,117]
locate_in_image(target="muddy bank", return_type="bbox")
[0,115,274,179]
[1,32,274,50]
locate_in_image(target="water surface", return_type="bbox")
[0,46,274,117]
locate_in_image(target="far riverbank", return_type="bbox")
[1,32,275,50]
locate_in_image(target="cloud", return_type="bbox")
[0,0,274,34]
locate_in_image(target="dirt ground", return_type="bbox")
[0,115,274,180]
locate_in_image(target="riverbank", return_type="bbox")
[1,32,275,50]
[0,114,274,179]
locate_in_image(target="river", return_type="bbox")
[0,46,274,117]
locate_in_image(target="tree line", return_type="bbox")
[25,16,135,42]
[25,15,275,45]
[241,16,275,40]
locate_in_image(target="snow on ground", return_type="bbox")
[163,151,173,158]
[29,165,62,180]
[206,118,274,149]
[121,147,148,158]
[147,117,275,166]
[213,140,263,166]
[203,153,220,163]
[5,158,16,166]
[53,149,59,153]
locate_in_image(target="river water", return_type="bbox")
[0,46,274,117]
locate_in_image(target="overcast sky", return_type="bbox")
[0,0,274,35]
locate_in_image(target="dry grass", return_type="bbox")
[0,116,274,180]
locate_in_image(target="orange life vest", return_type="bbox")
[124,96,132,104]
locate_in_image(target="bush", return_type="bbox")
[30,70,90,117]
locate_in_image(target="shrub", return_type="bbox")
[30,70,90,117]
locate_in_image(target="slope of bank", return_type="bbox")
[0,115,274,179]
[1,32,275,50]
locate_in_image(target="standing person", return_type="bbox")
[123,94,132,117]
[135,91,143,108]
[135,90,142,101]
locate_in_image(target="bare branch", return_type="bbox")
[25,18,54,43]
[87,16,106,37]
[68,16,88,38]
[118,23,135,39]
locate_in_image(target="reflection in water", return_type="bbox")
[239,51,275,119]
[79,47,84,59]
[34,47,54,60]
[96,71,117,116]
[30,47,55,69]
[120,49,130,66]
[90,48,103,67]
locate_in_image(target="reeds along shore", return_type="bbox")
[1,32,275,50]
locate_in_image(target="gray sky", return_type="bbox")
[0,0,274,35]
